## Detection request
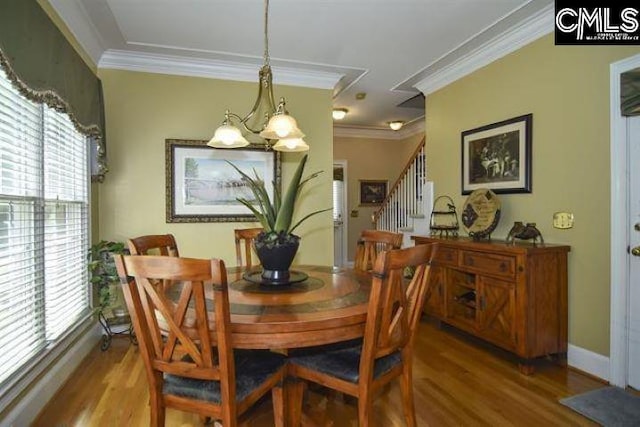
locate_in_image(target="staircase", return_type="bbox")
[372,138,433,247]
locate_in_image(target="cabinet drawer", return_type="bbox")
[461,251,516,278]
[434,246,458,266]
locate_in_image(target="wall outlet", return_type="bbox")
[553,212,574,229]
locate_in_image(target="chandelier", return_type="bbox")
[207,0,308,152]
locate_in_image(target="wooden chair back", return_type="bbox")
[287,243,437,426]
[234,228,263,269]
[364,243,436,365]
[353,229,403,271]
[128,234,179,257]
[127,234,180,292]
[113,255,284,426]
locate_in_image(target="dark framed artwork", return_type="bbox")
[461,113,532,195]
[165,139,281,223]
[359,180,388,206]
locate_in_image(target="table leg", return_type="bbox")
[284,376,305,426]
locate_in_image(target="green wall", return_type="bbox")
[426,34,640,356]
[98,69,334,267]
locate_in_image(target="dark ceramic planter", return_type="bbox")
[255,238,299,285]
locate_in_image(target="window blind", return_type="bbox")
[0,67,89,386]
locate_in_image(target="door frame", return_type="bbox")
[334,160,349,266]
[610,53,640,387]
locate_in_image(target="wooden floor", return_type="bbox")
[33,319,605,426]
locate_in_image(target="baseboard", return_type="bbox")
[2,322,101,426]
[568,344,610,382]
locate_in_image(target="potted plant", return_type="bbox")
[88,240,128,316]
[228,154,330,284]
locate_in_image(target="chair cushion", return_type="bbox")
[289,343,401,384]
[163,349,285,403]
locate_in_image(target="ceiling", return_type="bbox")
[49,0,553,135]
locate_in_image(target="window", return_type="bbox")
[0,67,90,387]
[332,166,345,222]
[332,180,344,221]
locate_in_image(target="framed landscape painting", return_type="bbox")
[461,114,532,195]
[165,139,281,222]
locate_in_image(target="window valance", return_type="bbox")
[0,0,107,181]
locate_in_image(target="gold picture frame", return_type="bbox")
[359,180,387,206]
[165,139,281,223]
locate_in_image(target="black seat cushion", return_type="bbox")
[289,342,401,384]
[163,349,285,403]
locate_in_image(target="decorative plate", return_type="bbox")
[461,188,501,239]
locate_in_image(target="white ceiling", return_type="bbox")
[49,0,554,135]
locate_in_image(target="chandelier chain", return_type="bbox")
[263,0,270,66]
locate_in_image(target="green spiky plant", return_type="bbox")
[228,154,331,248]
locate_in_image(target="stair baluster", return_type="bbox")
[372,138,429,240]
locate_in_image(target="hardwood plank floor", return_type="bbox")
[33,320,604,426]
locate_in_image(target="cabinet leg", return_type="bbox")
[518,360,535,375]
[549,352,567,366]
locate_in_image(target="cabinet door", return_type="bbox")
[445,269,477,331]
[478,276,517,351]
[424,265,445,317]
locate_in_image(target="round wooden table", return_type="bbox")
[166,265,371,350]
[227,265,370,349]
[164,265,372,425]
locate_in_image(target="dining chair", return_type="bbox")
[113,254,285,427]
[353,229,403,272]
[234,228,263,269]
[288,243,437,426]
[128,234,180,257]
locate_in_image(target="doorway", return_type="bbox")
[610,54,640,389]
[333,161,348,267]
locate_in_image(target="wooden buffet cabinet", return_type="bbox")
[412,236,570,374]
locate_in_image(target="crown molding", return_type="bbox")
[414,3,554,95]
[334,119,424,140]
[47,0,106,65]
[98,50,343,90]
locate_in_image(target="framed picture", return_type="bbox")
[461,113,532,195]
[359,180,388,206]
[165,139,281,223]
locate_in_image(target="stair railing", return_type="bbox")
[372,137,426,233]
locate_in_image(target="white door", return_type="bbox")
[628,115,640,390]
[333,162,348,267]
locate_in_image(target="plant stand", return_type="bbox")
[97,309,137,351]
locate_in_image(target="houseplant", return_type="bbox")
[229,154,330,284]
[88,240,128,316]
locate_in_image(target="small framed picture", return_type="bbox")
[461,114,532,195]
[359,180,388,206]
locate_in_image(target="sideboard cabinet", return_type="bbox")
[412,236,570,374]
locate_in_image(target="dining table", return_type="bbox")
[164,264,374,349]
[223,264,370,349]
[165,264,373,425]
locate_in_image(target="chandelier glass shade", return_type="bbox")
[271,137,310,152]
[208,111,250,148]
[207,0,308,152]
